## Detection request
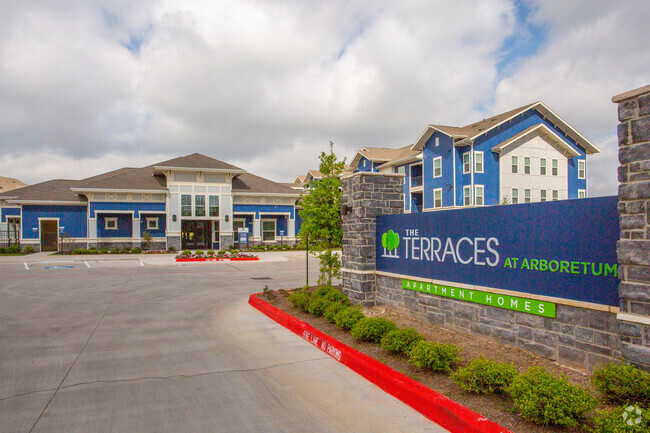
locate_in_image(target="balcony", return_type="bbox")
[410,175,423,188]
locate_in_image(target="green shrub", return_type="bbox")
[334,306,365,330]
[195,249,204,255]
[592,363,650,407]
[23,245,35,253]
[592,404,650,433]
[408,341,462,372]
[315,285,333,296]
[217,250,226,254]
[323,290,348,304]
[168,246,176,252]
[351,317,397,343]
[380,327,425,355]
[507,366,597,428]
[451,356,518,394]
[207,250,215,255]
[322,302,347,323]
[181,249,191,256]
[230,249,239,254]
[132,247,142,254]
[72,249,91,254]
[0,247,6,254]
[110,248,119,254]
[287,290,311,312]
[306,295,332,316]
[99,248,109,254]
[6,245,21,254]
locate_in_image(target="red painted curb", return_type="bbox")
[175,257,259,262]
[249,293,512,433]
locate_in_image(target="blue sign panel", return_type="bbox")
[376,196,619,306]
[238,230,249,244]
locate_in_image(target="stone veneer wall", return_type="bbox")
[613,85,650,370]
[341,172,404,306]
[376,275,621,371]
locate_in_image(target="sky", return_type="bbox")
[0,0,648,196]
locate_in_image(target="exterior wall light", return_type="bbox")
[172,214,177,222]
[225,215,229,222]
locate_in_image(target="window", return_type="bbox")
[511,188,519,204]
[474,152,483,173]
[105,217,118,230]
[552,190,559,201]
[463,152,471,174]
[435,137,440,147]
[463,186,471,206]
[194,195,206,217]
[146,217,158,230]
[181,194,192,216]
[524,157,531,174]
[541,190,547,202]
[524,189,531,203]
[433,188,442,208]
[209,195,219,217]
[578,189,586,199]
[262,220,276,241]
[540,158,547,175]
[552,159,558,176]
[578,160,586,179]
[395,166,406,175]
[433,157,442,178]
[511,156,518,174]
[475,185,484,206]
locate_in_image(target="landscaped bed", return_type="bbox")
[257,286,650,433]
[175,249,258,262]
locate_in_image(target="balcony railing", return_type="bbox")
[411,175,423,187]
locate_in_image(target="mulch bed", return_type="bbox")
[260,287,609,433]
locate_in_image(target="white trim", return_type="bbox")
[94,210,135,215]
[463,185,471,206]
[474,151,484,173]
[38,217,59,251]
[105,217,118,230]
[540,157,547,175]
[146,217,159,230]
[231,192,301,198]
[71,188,168,194]
[261,218,276,242]
[524,188,531,203]
[8,200,86,206]
[433,188,443,209]
[511,155,519,174]
[578,189,586,199]
[511,188,519,204]
[617,312,650,326]
[340,267,376,275]
[552,158,559,176]
[578,160,586,179]
[462,152,471,174]
[432,157,442,178]
[523,156,531,175]
[474,185,484,206]
[152,165,246,175]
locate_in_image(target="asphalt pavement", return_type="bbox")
[0,252,444,433]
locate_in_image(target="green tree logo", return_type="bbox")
[381,230,400,252]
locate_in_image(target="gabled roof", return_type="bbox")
[0,176,27,193]
[374,146,420,170]
[491,123,580,158]
[294,175,306,185]
[152,153,246,173]
[303,170,323,184]
[348,145,415,169]
[232,173,300,196]
[1,179,86,203]
[74,167,167,191]
[411,102,599,155]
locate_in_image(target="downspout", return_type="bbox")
[452,138,456,207]
[470,142,474,206]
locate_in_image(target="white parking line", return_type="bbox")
[84,261,91,268]
[24,262,29,270]
[139,258,144,267]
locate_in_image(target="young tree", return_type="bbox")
[299,142,346,286]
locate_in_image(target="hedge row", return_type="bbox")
[285,286,650,430]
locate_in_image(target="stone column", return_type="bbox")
[613,84,650,370]
[341,172,404,306]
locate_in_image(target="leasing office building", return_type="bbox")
[348,102,600,212]
[0,154,301,251]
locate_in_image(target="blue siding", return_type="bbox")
[357,156,375,172]
[454,147,466,206]
[22,205,87,239]
[1,207,20,223]
[232,204,295,219]
[422,131,454,209]
[140,213,166,238]
[401,164,411,211]
[295,212,303,235]
[90,202,165,218]
[97,214,132,238]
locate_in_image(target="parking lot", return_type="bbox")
[0,252,442,433]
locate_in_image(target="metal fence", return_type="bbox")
[0,229,21,248]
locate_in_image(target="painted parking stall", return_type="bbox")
[377,196,619,306]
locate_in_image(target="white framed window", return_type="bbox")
[511,188,519,204]
[433,157,442,178]
[540,158,547,175]
[541,190,547,202]
[463,186,471,206]
[209,195,219,217]
[463,152,471,174]
[433,188,442,208]
[395,166,406,175]
[524,189,531,203]
[552,159,558,176]
[511,156,518,174]
[552,190,559,201]
[475,185,484,206]
[262,220,276,242]
[578,160,586,179]
[578,189,586,199]
[105,217,118,230]
[435,137,440,147]
[194,195,206,217]
[181,194,192,216]
[474,151,484,173]
[524,157,531,174]
[146,217,159,230]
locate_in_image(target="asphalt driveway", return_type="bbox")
[0,253,443,433]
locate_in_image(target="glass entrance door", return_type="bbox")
[181,220,210,250]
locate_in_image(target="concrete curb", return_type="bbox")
[248,293,512,433]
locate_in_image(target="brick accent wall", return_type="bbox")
[341,172,404,305]
[613,85,650,370]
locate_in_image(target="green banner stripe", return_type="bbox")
[402,279,556,318]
